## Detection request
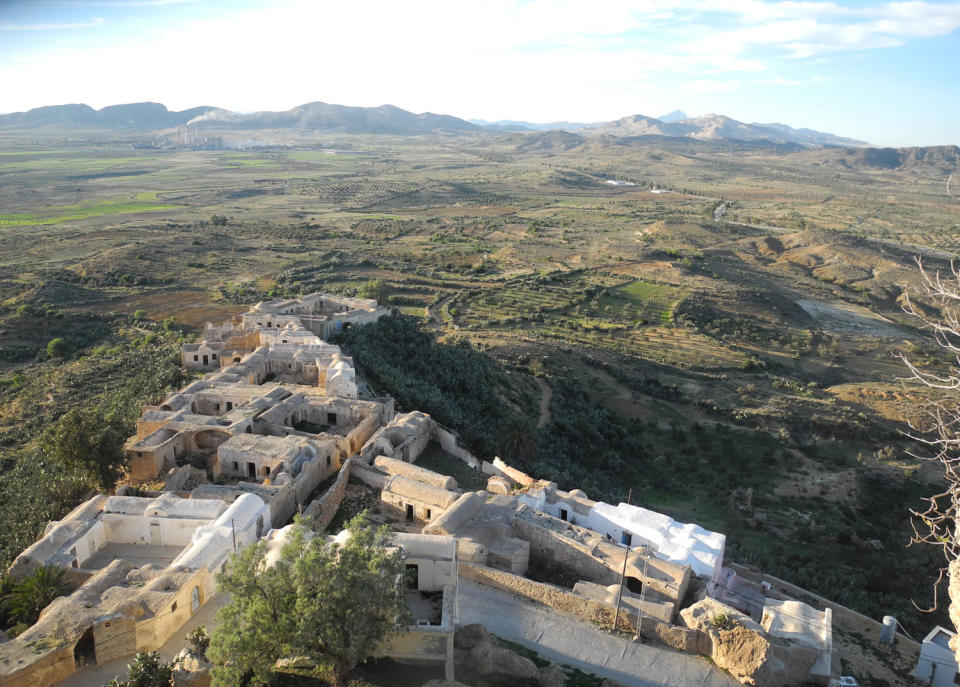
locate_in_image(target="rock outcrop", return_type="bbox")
[680,597,818,687]
[950,558,960,665]
[452,624,567,687]
[171,647,212,687]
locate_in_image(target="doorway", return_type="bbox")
[202,354,208,366]
[74,627,96,667]
[405,564,419,589]
[150,522,162,546]
[406,504,414,521]
[247,462,256,478]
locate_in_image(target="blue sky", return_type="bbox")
[1,0,959,146]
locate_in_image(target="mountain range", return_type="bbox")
[0,100,870,147]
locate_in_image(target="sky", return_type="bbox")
[1,0,959,146]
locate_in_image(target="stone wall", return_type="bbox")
[491,458,535,486]
[436,426,481,469]
[728,563,919,652]
[511,511,617,585]
[302,458,354,531]
[460,563,704,654]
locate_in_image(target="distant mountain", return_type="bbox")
[191,102,481,135]
[470,119,600,132]
[657,110,688,123]
[0,101,480,135]
[751,122,868,148]
[0,102,216,129]
[0,100,873,146]
[588,113,869,147]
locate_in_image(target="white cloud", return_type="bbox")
[0,0,958,122]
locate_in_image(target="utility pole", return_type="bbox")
[634,555,649,641]
[612,488,632,633]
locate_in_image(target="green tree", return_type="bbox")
[46,337,70,358]
[102,651,173,687]
[38,397,132,490]
[208,515,408,687]
[357,278,388,304]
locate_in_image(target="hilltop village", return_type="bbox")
[0,294,939,687]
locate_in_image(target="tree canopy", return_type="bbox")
[208,515,409,687]
[357,278,388,304]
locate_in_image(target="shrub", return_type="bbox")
[133,310,148,321]
[45,337,70,358]
[186,626,210,658]
[106,651,174,687]
[712,612,735,631]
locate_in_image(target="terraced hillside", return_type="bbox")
[0,131,956,642]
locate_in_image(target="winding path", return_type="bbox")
[535,377,552,428]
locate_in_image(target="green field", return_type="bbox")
[0,192,178,226]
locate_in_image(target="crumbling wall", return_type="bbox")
[347,413,383,455]
[460,564,703,653]
[436,426,481,469]
[490,458,535,486]
[511,511,616,584]
[302,458,354,531]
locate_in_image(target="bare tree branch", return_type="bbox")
[901,258,960,572]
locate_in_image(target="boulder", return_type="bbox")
[454,623,494,650]
[680,598,773,686]
[171,647,212,687]
[535,665,565,687]
[453,624,541,687]
[164,465,209,492]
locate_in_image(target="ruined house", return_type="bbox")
[0,493,268,687]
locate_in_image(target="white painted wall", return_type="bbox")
[100,513,212,547]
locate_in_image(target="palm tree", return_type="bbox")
[8,565,68,625]
[499,413,537,466]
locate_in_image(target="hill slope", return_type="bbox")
[590,113,868,146]
[0,102,215,129]
[188,101,480,134]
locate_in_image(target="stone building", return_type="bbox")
[519,484,726,592]
[0,493,268,687]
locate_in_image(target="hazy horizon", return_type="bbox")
[2,0,959,147]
